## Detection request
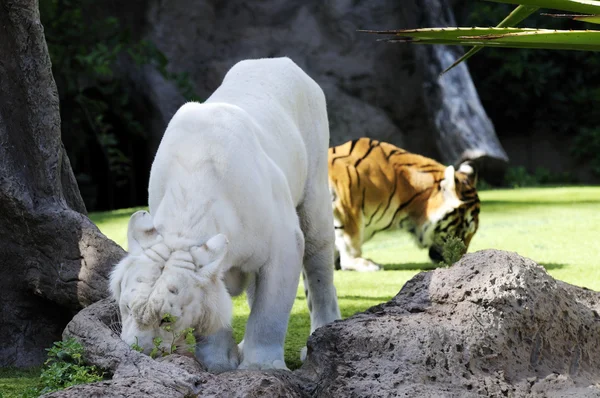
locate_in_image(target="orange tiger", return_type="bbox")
[328,138,480,271]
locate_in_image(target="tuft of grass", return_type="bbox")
[85,186,599,370]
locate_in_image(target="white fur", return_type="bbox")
[110,57,341,372]
[420,165,462,248]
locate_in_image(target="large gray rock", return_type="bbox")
[47,250,600,397]
[45,299,309,397]
[300,249,600,397]
[112,0,508,179]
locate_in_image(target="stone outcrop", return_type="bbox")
[47,250,600,397]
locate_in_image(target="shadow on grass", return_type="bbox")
[381,262,439,271]
[539,263,568,270]
[336,295,394,302]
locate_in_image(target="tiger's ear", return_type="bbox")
[190,234,229,280]
[127,210,161,254]
[440,165,456,196]
[457,161,478,187]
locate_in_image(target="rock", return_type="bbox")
[109,0,508,181]
[47,250,600,396]
[299,249,600,397]
[46,299,309,397]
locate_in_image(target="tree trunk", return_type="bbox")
[0,0,126,367]
[416,0,509,182]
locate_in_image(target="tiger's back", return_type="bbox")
[329,138,479,271]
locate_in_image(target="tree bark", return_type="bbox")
[0,0,126,367]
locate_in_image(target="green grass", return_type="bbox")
[3,186,597,394]
[85,186,600,369]
[0,368,39,398]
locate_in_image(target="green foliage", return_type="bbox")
[476,179,493,191]
[40,0,143,190]
[131,313,197,359]
[39,1,199,209]
[22,338,104,396]
[439,236,467,267]
[130,337,144,353]
[465,4,600,178]
[571,127,600,176]
[504,166,575,188]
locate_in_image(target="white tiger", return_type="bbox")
[109,57,341,372]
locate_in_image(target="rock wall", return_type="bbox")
[48,250,600,397]
[109,0,508,180]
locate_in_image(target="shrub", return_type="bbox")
[24,338,104,396]
[504,166,575,188]
[440,236,467,267]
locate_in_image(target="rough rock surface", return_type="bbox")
[47,250,600,397]
[301,249,600,397]
[106,0,508,179]
[45,300,309,397]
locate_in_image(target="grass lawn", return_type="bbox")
[0,368,39,398]
[3,186,598,394]
[86,186,600,369]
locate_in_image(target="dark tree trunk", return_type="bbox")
[0,0,126,367]
[416,0,509,183]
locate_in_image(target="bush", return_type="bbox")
[24,338,104,396]
[504,166,575,188]
[440,236,467,267]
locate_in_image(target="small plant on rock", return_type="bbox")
[440,236,468,267]
[130,313,197,358]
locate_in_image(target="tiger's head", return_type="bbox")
[422,161,480,263]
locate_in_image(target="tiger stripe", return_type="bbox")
[328,138,480,271]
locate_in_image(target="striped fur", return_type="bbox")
[329,138,480,271]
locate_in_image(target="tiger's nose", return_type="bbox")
[428,246,444,263]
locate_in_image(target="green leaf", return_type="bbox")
[542,12,600,24]
[485,0,600,15]
[149,347,160,359]
[368,27,600,51]
[441,5,540,75]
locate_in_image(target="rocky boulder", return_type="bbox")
[46,250,600,397]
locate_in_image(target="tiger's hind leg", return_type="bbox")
[333,210,381,272]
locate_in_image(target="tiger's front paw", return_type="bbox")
[340,257,381,272]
